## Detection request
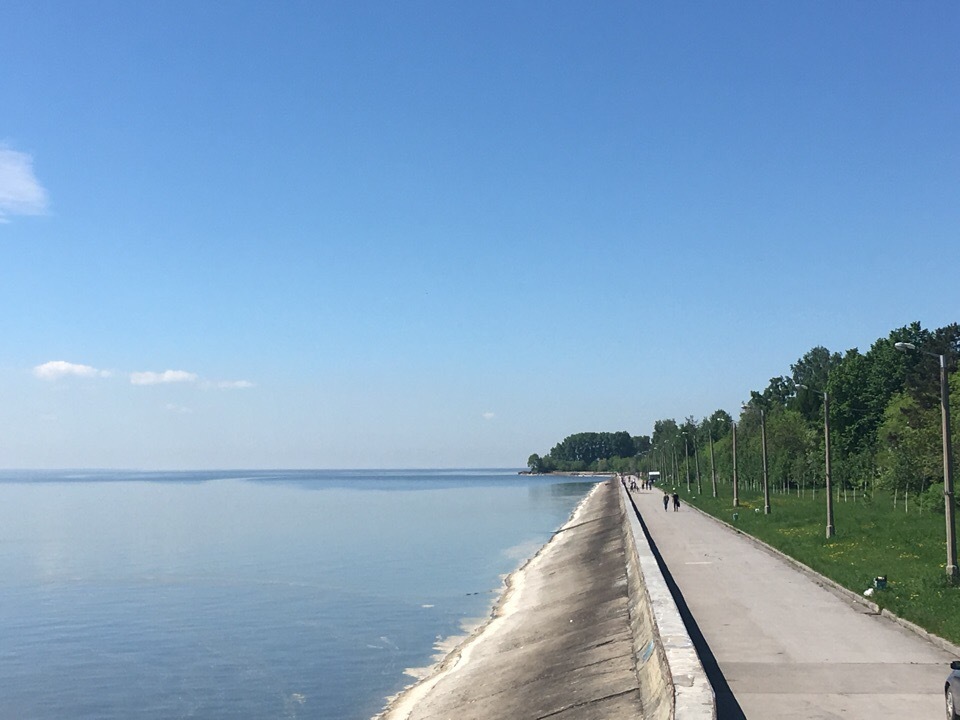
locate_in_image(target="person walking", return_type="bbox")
[662,492,670,511]
[671,492,680,512]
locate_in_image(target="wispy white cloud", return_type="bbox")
[0,145,48,222]
[33,361,252,394]
[130,370,198,386]
[482,411,496,420]
[215,380,254,389]
[33,360,111,381]
[165,403,193,414]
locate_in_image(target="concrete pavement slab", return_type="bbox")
[627,485,957,719]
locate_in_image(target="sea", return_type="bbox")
[0,469,597,719]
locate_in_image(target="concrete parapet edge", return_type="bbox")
[618,481,717,719]
[682,500,960,659]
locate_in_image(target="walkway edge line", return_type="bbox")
[618,481,716,720]
[682,500,960,658]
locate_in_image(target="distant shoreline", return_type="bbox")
[517,470,614,477]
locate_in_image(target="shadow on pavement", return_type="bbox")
[625,491,747,720]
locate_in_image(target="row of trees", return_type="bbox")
[527,431,651,473]
[529,322,960,512]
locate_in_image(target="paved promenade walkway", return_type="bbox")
[627,485,957,719]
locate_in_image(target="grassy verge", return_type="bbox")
[675,480,960,646]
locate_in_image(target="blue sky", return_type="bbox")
[2,1,959,469]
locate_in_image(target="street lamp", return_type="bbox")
[673,443,680,487]
[708,427,718,498]
[682,432,691,492]
[732,420,739,507]
[743,403,771,515]
[894,341,958,579]
[694,437,703,495]
[797,383,835,538]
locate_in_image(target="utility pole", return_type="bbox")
[732,421,739,507]
[761,408,770,515]
[694,440,702,495]
[709,430,718,498]
[824,391,835,538]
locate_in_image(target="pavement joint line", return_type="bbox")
[552,514,619,534]
[532,688,640,720]
[571,652,634,671]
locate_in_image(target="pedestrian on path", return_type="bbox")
[672,492,680,511]
[662,492,670,511]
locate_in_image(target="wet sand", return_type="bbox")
[376,478,645,720]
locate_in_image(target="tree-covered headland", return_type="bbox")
[527,431,650,474]
[529,321,960,514]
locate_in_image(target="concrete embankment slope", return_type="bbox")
[380,478,714,720]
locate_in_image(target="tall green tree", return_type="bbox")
[876,391,940,499]
[790,345,842,425]
[702,409,733,442]
[766,408,813,491]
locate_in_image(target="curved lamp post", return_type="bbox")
[894,342,958,579]
[694,437,703,495]
[708,428,718,498]
[743,403,771,514]
[797,383,835,538]
[673,442,680,487]
[732,420,739,507]
[760,408,770,514]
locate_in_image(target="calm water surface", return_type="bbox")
[0,470,595,719]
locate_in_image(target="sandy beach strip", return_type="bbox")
[373,480,605,720]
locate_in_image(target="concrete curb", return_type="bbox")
[618,481,716,719]
[682,499,960,659]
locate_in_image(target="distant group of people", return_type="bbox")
[619,474,680,511]
[621,474,655,491]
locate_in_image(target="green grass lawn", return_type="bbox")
[676,480,960,646]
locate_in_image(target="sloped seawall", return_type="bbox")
[618,480,716,719]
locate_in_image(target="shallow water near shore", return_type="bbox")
[0,470,595,719]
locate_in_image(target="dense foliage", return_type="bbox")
[528,431,650,473]
[530,321,960,512]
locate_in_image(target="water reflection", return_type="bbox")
[0,470,595,720]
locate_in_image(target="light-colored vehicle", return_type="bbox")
[947,660,960,719]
